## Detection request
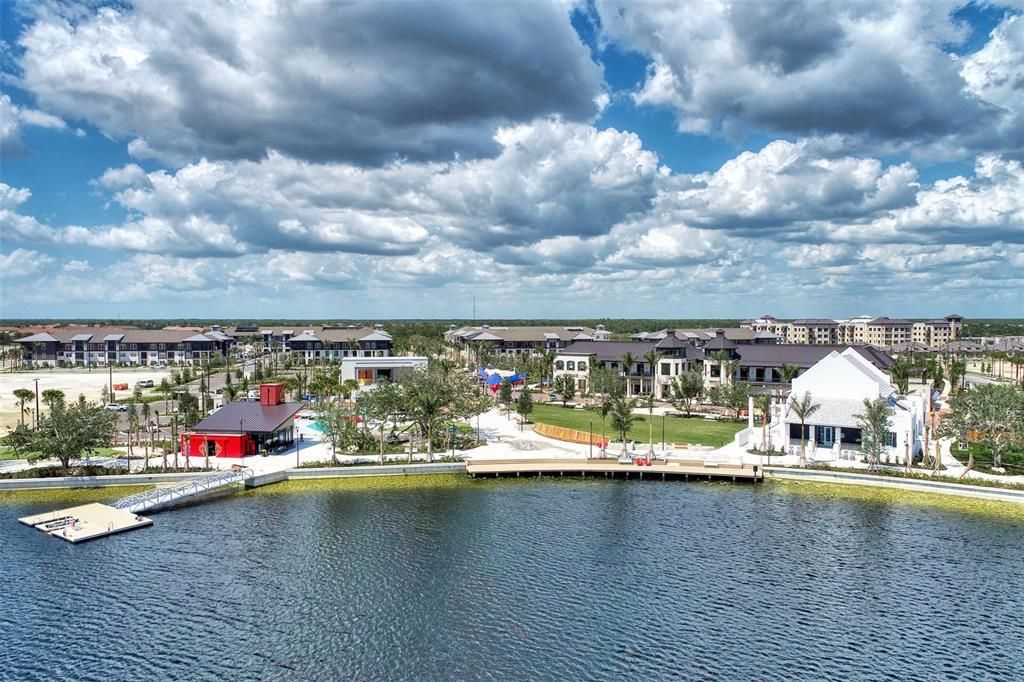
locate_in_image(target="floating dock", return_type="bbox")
[466,457,762,482]
[19,503,153,543]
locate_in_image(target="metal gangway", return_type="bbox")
[112,468,254,514]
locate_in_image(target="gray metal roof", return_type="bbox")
[736,344,893,370]
[192,401,305,434]
[70,333,95,341]
[103,333,125,341]
[16,332,60,343]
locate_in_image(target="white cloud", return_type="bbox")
[0,248,54,279]
[0,92,69,155]
[16,1,602,165]
[595,1,1022,159]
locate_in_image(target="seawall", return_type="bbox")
[765,467,1024,504]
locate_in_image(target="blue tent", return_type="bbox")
[507,372,527,384]
[486,374,504,385]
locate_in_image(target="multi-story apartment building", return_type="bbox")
[284,325,392,362]
[742,314,963,350]
[15,326,234,366]
[553,336,701,399]
[446,324,610,357]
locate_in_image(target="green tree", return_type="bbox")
[789,392,821,467]
[855,398,892,471]
[41,389,65,413]
[620,352,636,396]
[159,377,171,411]
[400,365,480,462]
[609,395,638,454]
[590,366,623,399]
[779,363,800,392]
[717,382,750,421]
[2,423,34,457]
[27,398,117,471]
[643,393,656,454]
[357,380,404,464]
[126,401,139,461]
[668,371,703,417]
[709,350,731,383]
[316,400,358,464]
[515,388,534,431]
[540,349,558,392]
[890,359,910,395]
[13,388,33,427]
[498,380,513,415]
[553,374,576,407]
[100,384,110,404]
[141,402,152,470]
[643,349,663,397]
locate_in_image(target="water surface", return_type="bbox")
[2,477,1023,680]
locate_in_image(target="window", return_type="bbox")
[555,360,564,370]
[661,362,671,376]
[566,361,575,371]
[887,432,897,448]
[578,362,587,372]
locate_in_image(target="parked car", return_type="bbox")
[105,403,128,412]
[136,379,155,388]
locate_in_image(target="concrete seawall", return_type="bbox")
[766,467,1024,504]
[1,463,467,491]
[288,463,466,479]
[0,471,212,491]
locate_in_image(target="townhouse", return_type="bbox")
[275,325,393,362]
[553,336,702,399]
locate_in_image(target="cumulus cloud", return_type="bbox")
[662,138,920,234]
[16,0,603,165]
[595,1,1022,158]
[0,92,68,155]
[53,120,660,256]
[0,248,54,279]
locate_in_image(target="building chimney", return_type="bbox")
[259,383,285,406]
[373,323,384,331]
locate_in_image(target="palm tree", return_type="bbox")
[541,349,557,392]
[789,392,821,467]
[141,402,151,471]
[890,359,910,394]
[620,352,636,397]
[780,363,800,387]
[13,388,34,427]
[644,393,656,454]
[754,393,773,455]
[41,389,65,413]
[609,395,638,454]
[854,398,891,472]
[709,350,731,384]
[643,349,663,398]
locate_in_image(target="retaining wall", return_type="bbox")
[0,471,210,491]
[287,462,466,478]
[766,467,1024,504]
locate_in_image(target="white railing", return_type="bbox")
[112,468,253,514]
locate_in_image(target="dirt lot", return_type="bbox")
[0,368,173,431]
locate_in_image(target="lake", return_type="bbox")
[2,476,1023,680]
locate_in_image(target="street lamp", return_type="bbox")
[661,413,666,454]
[33,378,39,429]
[240,417,245,458]
[589,420,593,460]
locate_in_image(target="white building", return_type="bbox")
[341,356,428,390]
[768,348,929,465]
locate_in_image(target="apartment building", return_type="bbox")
[15,326,233,366]
[742,314,963,350]
[446,324,610,357]
[281,325,392,362]
[553,336,701,399]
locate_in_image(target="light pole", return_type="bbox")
[33,378,39,428]
[661,413,666,454]
[108,362,113,403]
[589,420,593,460]
[240,417,245,458]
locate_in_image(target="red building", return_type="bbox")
[181,383,304,459]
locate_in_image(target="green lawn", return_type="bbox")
[0,446,122,461]
[951,443,1024,475]
[529,403,745,447]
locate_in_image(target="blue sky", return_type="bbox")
[1,0,1023,320]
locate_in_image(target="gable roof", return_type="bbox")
[193,400,305,434]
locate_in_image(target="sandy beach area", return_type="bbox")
[0,368,173,431]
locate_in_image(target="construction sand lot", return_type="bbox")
[0,368,173,431]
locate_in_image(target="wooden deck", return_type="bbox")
[466,457,762,482]
[19,503,153,543]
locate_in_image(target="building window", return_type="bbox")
[566,361,575,371]
[887,432,897,448]
[661,362,671,376]
[578,362,587,372]
[555,361,564,370]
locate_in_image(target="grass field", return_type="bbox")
[529,403,745,447]
[951,443,1024,476]
[0,446,122,461]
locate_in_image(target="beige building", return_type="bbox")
[742,314,963,350]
